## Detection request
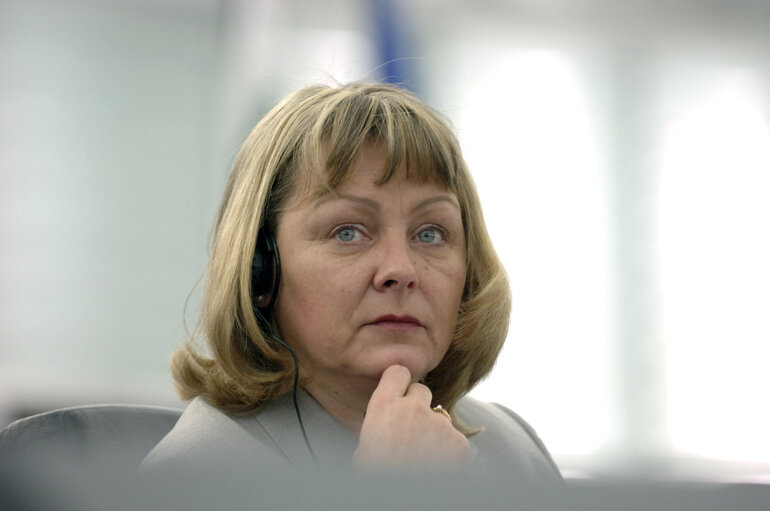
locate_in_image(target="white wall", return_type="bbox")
[0,0,223,417]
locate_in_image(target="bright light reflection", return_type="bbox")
[461,50,611,456]
[660,71,770,462]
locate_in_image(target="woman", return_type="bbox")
[143,82,560,480]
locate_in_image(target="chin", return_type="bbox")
[364,350,433,382]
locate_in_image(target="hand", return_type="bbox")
[353,365,470,473]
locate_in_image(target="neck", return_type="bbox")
[301,375,380,438]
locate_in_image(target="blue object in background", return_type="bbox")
[371,0,417,91]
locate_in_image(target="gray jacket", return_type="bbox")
[142,390,561,483]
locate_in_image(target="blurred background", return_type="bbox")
[1,0,769,483]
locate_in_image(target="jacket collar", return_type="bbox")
[236,388,358,469]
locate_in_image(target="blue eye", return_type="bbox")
[417,227,443,244]
[335,227,359,242]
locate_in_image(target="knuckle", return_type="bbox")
[404,397,424,415]
[416,382,432,397]
[408,382,432,400]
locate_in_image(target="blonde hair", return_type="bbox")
[172,83,511,432]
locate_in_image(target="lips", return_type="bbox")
[369,314,423,329]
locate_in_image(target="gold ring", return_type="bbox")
[432,404,452,424]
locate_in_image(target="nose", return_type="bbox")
[372,233,419,292]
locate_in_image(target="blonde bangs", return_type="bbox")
[287,86,462,203]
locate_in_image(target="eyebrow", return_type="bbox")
[311,193,461,213]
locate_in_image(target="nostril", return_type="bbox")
[384,279,396,287]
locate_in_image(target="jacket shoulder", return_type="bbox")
[141,396,286,471]
[455,395,562,481]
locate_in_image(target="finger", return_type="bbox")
[404,382,432,406]
[371,365,412,401]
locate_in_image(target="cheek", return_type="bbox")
[278,258,366,326]
[278,262,324,318]
[427,260,466,335]
[435,258,466,301]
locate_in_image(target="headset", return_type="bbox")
[250,228,281,309]
[251,228,317,464]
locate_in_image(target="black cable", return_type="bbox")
[255,311,318,467]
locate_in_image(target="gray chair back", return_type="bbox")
[0,404,182,468]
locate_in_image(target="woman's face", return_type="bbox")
[273,145,467,389]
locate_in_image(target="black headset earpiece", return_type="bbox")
[251,228,281,310]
